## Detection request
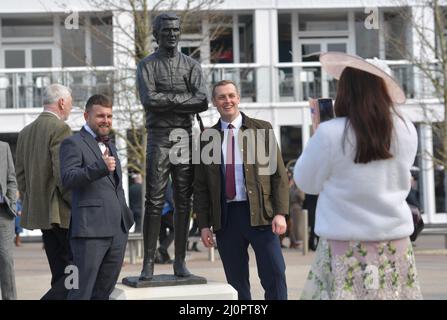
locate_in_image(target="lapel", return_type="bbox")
[210,120,224,178]
[80,127,117,188]
[108,142,121,188]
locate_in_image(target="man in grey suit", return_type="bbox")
[16,84,73,300]
[60,94,134,300]
[0,140,17,300]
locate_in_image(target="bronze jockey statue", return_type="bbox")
[136,12,208,280]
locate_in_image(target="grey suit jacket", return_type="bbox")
[60,127,134,238]
[0,141,17,217]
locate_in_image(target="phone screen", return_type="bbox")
[318,99,334,123]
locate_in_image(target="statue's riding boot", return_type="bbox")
[139,214,162,280]
[173,213,192,277]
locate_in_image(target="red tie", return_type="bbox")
[226,124,236,200]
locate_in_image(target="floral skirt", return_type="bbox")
[301,237,423,300]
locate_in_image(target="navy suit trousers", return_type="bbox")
[216,201,287,300]
[68,229,128,300]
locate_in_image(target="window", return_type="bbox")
[299,13,348,32]
[355,12,379,58]
[181,46,200,61]
[32,49,52,68]
[384,11,409,59]
[2,17,53,38]
[181,13,202,34]
[280,126,303,164]
[278,13,292,62]
[91,16,113,66]
[210,15,233,63]
[5,51,25,68]
[239,15,254,63]
[60,18,86,67]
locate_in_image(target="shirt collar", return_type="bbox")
[220,112,242,130]
[83,124,97,139]
[42,110,61,120]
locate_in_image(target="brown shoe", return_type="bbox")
[289,241,302,249]
[14,235,21,247]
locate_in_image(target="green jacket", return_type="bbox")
[16,112,72,230]
[193,112,289,232]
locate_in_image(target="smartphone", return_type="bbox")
[309,98,334,132]
[317,98,335,123]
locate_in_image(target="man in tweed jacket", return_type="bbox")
[16,84,73,300]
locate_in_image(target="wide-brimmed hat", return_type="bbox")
[319,52,406,104]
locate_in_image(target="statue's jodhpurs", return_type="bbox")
[140,128,193,280]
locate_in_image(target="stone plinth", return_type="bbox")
[110,281,237,300]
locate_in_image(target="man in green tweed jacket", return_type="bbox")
[16,84,73,300]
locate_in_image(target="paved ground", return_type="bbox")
[9,234,447,300]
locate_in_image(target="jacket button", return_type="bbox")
[249,190,252,194]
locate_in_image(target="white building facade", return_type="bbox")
[1,0,446,227]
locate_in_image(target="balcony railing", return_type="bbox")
[0,66,115,109]
[202,63,261,103]
[0,61,425,109]
[276,60,417,102]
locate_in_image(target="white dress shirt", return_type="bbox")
[84,124,107,154]
[221,113,247,202]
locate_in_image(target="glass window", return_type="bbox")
[2,18,53,37]
[280,126,303,164]
[181,46,200,61]
[32,49,52,68]
[384,11,408,59]
[91,16,113,66]
[279,67,294,98]
[278,13,292,62]
[299,13,348,32]
[5,50,25,68]
[327,43,346,52]
[355,12,379,58]
[301,43,320,61]
[239,14,254,63]
[210,15,233,63]
[60,19,86,67]
[180,13,202,34]
[301,45,321,99]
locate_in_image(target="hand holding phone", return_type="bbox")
[309,98,334,132]
[309,98,319,132]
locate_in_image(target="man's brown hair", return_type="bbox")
[85,94,112,112]
[212,80,240,98]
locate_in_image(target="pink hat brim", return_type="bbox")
[320,52,406,104]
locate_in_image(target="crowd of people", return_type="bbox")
[0,12,424,301]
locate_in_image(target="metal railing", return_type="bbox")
[0,60,424,109]
[0,66,116,109]
[275,60,417,102]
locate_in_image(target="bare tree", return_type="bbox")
[56,0,226,176]
[386,0,447,211]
